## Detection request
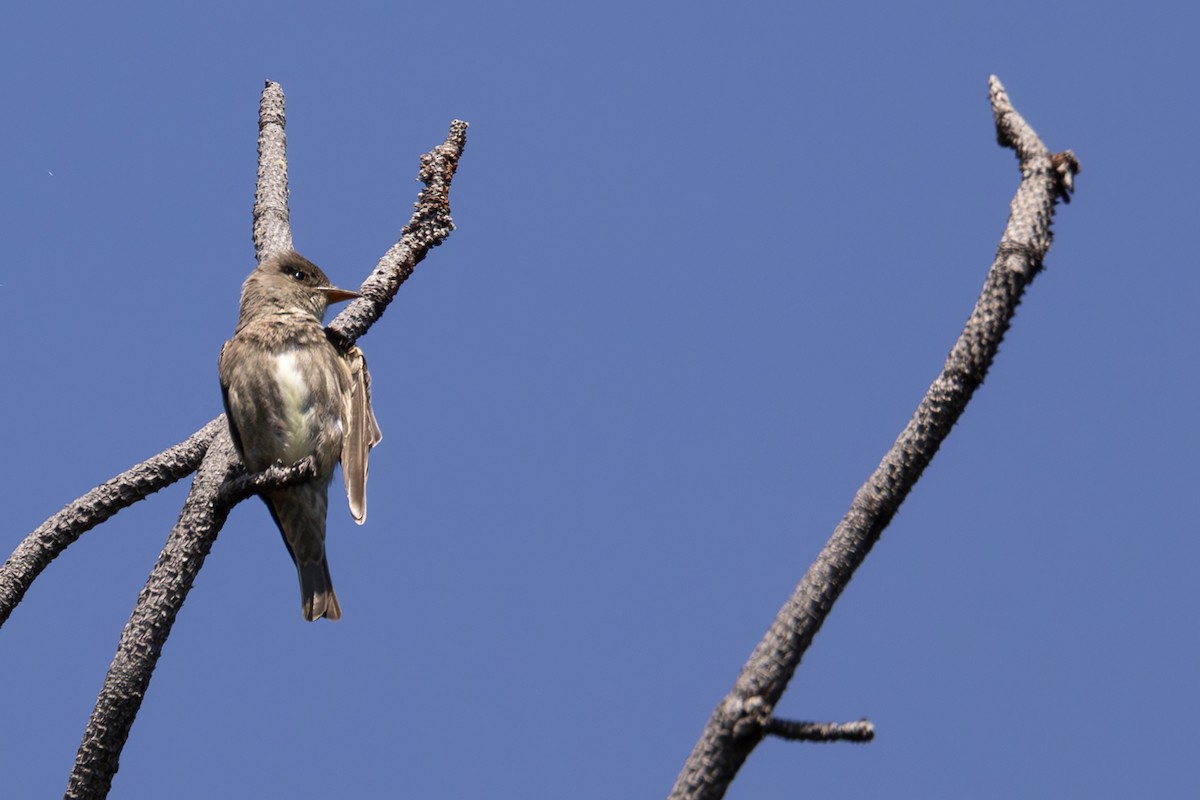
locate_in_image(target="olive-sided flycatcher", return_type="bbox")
[218,251,382,621]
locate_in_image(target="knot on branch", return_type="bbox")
[1051,150,1081,204]
[723,694,773,743]
[995,239,1043,277]
[767,717,876,743]
[217,456,319,508]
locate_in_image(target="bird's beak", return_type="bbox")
[318,286,361,304]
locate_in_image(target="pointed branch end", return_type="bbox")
[988,75,1009,109]
[988,74,1020,149]
[766,717,875,743]
[418,120,470,185]
[987,74,1061,170]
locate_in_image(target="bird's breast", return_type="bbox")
[266,348,347,468]
[273,350,317,464]
[274,351,310,409]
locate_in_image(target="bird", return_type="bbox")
[218,250,382,621]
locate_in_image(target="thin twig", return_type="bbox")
[668,75,1078,800]
[766,718,875,743]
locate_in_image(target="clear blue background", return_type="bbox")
[2,2,1196,798]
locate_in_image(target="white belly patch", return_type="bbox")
[274,351,312,461]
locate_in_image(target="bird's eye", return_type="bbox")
[290,270,306,282]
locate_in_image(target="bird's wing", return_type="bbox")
[217,340,246,457]
[342,345,383,524]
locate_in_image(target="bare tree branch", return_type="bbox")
[668,75,1078,800]
[2,80,293,631]
[252,80,293,260]
[64,430,241,800]
[0,418,223,628]
[326,119,468,351]
[216,455,320,507]
[59,83,468,799]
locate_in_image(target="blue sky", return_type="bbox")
[2,2,1196,797]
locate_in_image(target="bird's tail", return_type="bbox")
[297,558,342,622]
[265,484,342,621]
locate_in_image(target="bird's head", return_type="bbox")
[240,251,359,321]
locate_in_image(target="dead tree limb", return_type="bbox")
[0,419,224,627]
[667,75,1078,800]
[42,81,468,799]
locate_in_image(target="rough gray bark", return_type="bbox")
[0,418,224,627]
[667,76,1079,800]
[63,431,241,799]
[252,81,293,259]
[0,80,469,799]
[325,131,465,350]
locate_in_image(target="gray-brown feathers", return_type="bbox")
[218,251,381,621]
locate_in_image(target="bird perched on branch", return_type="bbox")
[219,250,382,621]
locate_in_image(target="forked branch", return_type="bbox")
[55,82,467,799]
